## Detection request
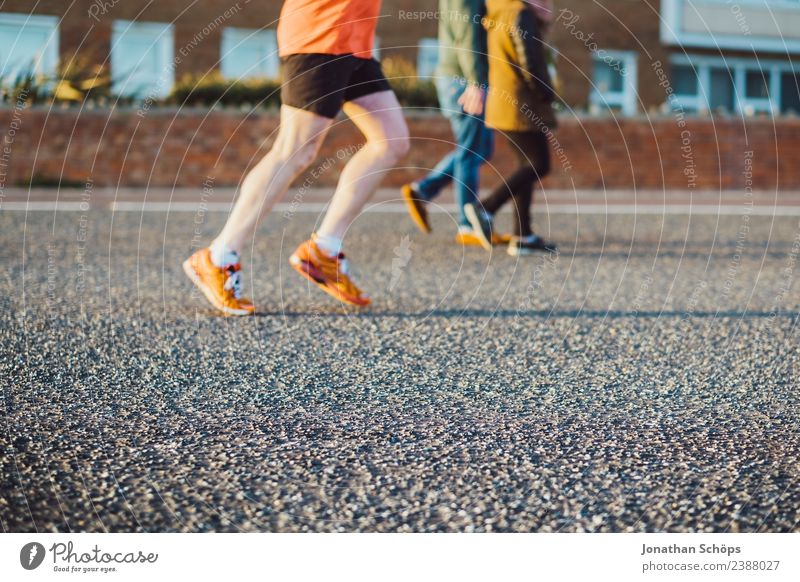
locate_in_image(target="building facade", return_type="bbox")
[1,0,798,116]
[540,0,800,116]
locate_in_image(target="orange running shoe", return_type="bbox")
[289,237,371,307]
[401,183,431,234]
[182,248,255,316]
[455,229,512,247]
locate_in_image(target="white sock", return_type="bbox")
[209,240,240,267]
[314,233,343,257]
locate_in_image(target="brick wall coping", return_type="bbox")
[2,104,799,124]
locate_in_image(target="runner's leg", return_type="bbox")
[316,90,410,240]
[213,105,333,254]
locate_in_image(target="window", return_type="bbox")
[671,64,698,96]
[668,55,799,116]
[0,13,58,82]
[741,67,772,114]
[372,36,381,60]
[780,71,800,114]
[594,60,624,94]
[709,67,734,112]
[111,20,174,99]
[745,69,770,99]
[220,28,278,80]
[417,38,439,79]
[590,50,638,115]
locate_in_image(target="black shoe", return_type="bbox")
[401,183,431,234]
[463,203,493,251]
[507,234,558,256]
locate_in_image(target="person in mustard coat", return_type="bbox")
[464,0,558,256]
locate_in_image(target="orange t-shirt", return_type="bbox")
[277,0,382,58]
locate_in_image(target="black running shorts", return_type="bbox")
[280,53,392,119]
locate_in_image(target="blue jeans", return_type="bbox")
[417,78,494,227]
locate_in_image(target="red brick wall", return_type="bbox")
[2,108,798,192]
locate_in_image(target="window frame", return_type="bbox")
[0,13,59,82]
[589,49,639,116]
[372,36,381,61]
[220,27,279,80]
[669,53,799,115]
[416,37,439,79]
[110,20,175,99]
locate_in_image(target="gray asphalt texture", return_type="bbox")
[1,206,799,532]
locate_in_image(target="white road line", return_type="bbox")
[3,201,800,216]
[1,201,89,211]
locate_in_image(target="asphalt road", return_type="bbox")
[1,206,799,532]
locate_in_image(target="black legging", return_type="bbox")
[480,130,550,237]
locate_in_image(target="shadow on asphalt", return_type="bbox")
[564,250,789,259]
[267,309,800,319]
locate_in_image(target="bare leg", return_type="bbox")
[214,105,333,253]
[316,91,410,240]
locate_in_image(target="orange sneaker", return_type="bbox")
[289,237,371,307]
[401,183,431,234]
[182,248,255,316]
[455,229,512,247]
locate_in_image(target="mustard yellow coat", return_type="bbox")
[484,0,557,132]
